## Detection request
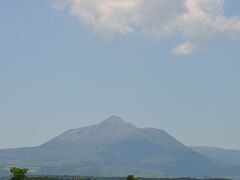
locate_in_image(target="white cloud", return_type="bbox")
[173,42,193,55]
[53,0,240,55]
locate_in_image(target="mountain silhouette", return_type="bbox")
[0,116,239,178]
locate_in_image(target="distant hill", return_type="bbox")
[0,116,240,178]
[191,146,240,167]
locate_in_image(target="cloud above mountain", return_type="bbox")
[53,0,240,55]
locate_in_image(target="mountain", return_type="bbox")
[191,146,240,167]
[0,116,240,178]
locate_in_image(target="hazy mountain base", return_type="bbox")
[1,140,234,178]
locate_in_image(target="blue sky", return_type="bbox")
[0,0,240,149]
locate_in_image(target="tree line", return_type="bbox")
[9,167,138,180]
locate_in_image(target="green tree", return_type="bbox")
[10,167,28,180]
[127,175,138,180]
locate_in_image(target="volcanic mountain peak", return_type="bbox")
[44,116,136,146]
[1,116,240,177]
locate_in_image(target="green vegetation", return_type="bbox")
[6,168,231,180]
[127,175,138,180]
[10,167,28,180]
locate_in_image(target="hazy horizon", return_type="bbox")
[1,0,240,150]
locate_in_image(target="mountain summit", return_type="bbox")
[0,116,240,178]
[97,115,136,132]
[100,116,131,125]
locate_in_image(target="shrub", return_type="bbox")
[127,175,138,180]
[10,167,28,180]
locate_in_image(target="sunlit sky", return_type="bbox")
[0,0,240,149]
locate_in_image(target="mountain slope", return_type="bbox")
[0,116,240,177]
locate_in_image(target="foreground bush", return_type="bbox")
[127,175,138,180]
[10,167,28,180]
